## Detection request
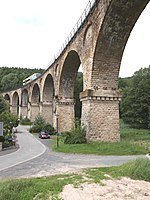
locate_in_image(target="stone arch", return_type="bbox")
[21,89,28,106]
[81,0,150,142]
[31,83,40,104]
[92,0,149,90]
[12,92,19,115]
[59,50,81,98]
[30,83,40,121]
[43,74,54,102]
[58,50,82,132]
[4,94,10,104]
[42,74,55,123]
[21,89,28,118]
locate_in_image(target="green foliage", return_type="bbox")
[30,115,54,134]
[0,95,9,113]
[0,136,5,142]
[43,123,55,134]
[0,67,44,92]
[120,66,150,129]
[0,112,18,129]
[53,121,150,155]
[112,158,150,182]
[20,117,31,125]
[64,121,87,144]
[0,173,84,200]
[30,115,45,133]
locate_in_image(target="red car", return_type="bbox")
[39,131,50,139]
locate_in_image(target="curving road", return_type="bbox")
[0,126,143,180]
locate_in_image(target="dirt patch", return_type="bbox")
[60,177,150,200]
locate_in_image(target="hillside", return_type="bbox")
[0,67,45,92]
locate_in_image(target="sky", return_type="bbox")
[0,0,150,78]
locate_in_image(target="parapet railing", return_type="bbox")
[46,0,96,68]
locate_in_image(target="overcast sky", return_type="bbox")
[0,0,150,78]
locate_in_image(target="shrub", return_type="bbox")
[0,136,5,143]
[64,121,87,144]
[29,115,45,133]
[29,115,54,134]
[20,117,31,125]
[0,111,19,136]
[43,123,55,134]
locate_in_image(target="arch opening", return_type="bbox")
[43,74,54,102]
[42,74,55,124]
[58,50,83,132]
[12,92,19,115]
[4,94,10,103]
[92,0,149,90]
[31,84,40,104]
[59,50,81,99]
[21,89,28,106]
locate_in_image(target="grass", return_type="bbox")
[0,158,150,200]
[52,121,150,155]
[85,158,150,183]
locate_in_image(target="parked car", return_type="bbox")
[39,131,50,139]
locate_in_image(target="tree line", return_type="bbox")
[0,67,44,92]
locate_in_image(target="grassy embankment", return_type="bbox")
[52,121,150,155]
[0,158,150,200]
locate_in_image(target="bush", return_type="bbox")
[29,115,54,134]
[64,121,87,144]
[43,123,55,134]
[0,136,5,143]
[0,111,19,136]
[20,117,31,125]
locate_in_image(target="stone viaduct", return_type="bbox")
[1,0,149,141]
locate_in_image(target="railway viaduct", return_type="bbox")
[1,0,149,141]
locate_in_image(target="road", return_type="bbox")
[0,126,143,180]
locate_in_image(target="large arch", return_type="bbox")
[92,0,149,90]
[30,83,40,121]
[12,92,19,116]
[58,50,81,132]
[21,89,28,118]
[42,74,55,124]
[81,0,150,141]
[59,50,81,98]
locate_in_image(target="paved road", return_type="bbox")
[0,126,143,180]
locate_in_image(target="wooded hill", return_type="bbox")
[0,67,45,92]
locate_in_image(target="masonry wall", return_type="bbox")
[21,106,28,118]
[56,103,75,133]
[41,103,53,124]
[30,104,40,122]
[81,96,120,142]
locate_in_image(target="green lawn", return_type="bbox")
[0,158,150,200]
[52,122,150,155]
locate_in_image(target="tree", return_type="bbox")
[1,73,20,91]
[0,67,45,92]
[0,111,19,136]
[0,95,9,113]
[121,66,150,128]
